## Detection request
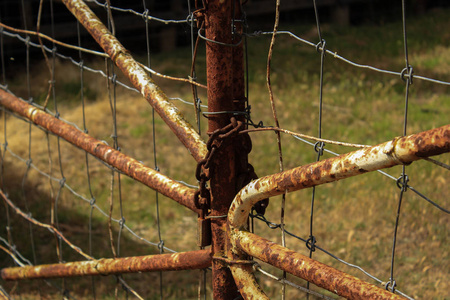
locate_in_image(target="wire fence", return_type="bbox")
[0,0,449,299]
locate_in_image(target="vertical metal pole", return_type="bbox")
[205,0,241,298]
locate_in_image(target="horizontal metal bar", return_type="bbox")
[1,249,211,280]
[234,231,404,300]
[0,89,200,214]
[229,125,449,230]
[62,0,207,163]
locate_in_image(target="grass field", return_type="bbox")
[1,6,449,300]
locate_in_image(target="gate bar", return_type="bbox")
[0,89,200,214]
[234,230,404,300]
[229,125,449,229]
[229,125,448,298]
[62,0,207,163]
[1,249,211,280]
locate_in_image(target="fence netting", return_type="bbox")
[0,0,449,299]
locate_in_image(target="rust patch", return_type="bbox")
[2,250,211,280]
[237,231,404,300]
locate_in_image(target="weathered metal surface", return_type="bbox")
[229,125,449,230]
[228,125,448,298]
[229,264,269,300]
[61,0,207,163]
[0,89,200,214]
[204,0,241,298]
[234,230,404,300]
[1,249,211,280]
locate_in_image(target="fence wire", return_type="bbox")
[1,0,449,299]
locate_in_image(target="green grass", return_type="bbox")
[1,7,450,300]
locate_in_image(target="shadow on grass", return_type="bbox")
[0,164,208,299]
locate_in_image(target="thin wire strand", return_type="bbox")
[265,1,287,297]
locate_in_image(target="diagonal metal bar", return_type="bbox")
[228,125,449,299]
[61,0,207,163]
[233,230,404,300]
[0,89,200,214]
[1,249,211,280]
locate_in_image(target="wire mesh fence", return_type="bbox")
[0,0,449,299]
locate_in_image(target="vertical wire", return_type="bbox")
[44,0,67,295]
[388,0,412,293]
[104,2,125,297]
[187,1,204,299]
[0,13,5,86]
[20,0,40,297]
[266,0,287,297]
[307,1,326,297]
[188,0,202,134]
[142,1,164,298]
[0,12,13,247]
[76,15,97,300]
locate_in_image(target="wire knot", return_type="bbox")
[385,279,396,293]
[316,39,326,55]
[400,65,413,84]
[306,235,317,252]
[314,141,325,156]
[396,174,409,192]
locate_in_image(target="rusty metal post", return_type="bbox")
[0,89,200,214]
[205,0,241,298]
[1,249,211,280]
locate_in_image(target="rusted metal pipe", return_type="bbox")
[0,89,200,214]
[229,125,448,299]
[229,125,449,230]
[1,249,211,280]
[234,230,404,300]
[229,264,269,300]
[61,0,207,162]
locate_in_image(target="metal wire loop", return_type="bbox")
[314,141,325,156]
[89,197,96,206]
[306,235,317,252]
[59,177,66,188]
[396,174,409,192]
[316,39,326,54]
[119,217,125,228]
[157,240,165,252]
[385,280,397,292]
[197,28,243,47]
[400,65,413,84]
[142,9,149,21]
